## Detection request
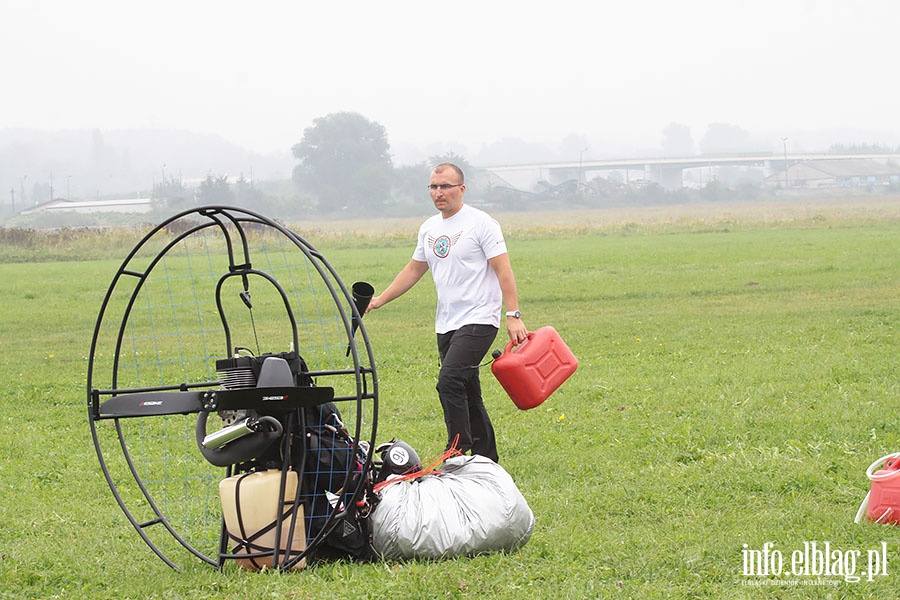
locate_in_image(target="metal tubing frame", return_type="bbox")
[86,206,378,570]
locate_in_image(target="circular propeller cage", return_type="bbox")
[87,206,378,570]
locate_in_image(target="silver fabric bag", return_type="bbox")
[370,455,535,560]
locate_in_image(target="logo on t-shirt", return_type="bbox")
[428,232,461,258]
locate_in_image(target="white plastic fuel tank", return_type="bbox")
[219,469,306,570]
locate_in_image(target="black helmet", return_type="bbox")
[375,439,422,482]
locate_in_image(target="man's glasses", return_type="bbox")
[427,183,463,191]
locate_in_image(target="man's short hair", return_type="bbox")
[432,163,465,184]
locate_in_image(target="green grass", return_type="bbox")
[2,202,900,598]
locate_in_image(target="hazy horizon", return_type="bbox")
[3,0,900,162]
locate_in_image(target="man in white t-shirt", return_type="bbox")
[366,163,527,462]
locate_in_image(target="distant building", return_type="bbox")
[765,159,900,189]
[21,197,153,215]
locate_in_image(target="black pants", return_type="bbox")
[436,324,499,462]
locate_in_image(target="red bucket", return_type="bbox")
[491,326,578,410]
[866,454,900,524]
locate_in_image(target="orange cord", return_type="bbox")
[373,437,463,495]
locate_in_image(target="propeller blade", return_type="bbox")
[214,386,334,413]
[96,386,334,419]
[97,391,209,419]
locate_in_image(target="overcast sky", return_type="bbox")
[2,0,898,157]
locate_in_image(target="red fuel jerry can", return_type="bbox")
[491,326,578,410]
[866,454,900,524]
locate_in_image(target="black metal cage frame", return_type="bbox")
[86,206,378,570]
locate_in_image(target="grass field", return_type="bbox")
[1,197,899,599]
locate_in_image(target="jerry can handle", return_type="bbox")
[866,452,900,481]
[504,331,535,354]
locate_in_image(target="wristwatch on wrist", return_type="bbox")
[505,310,521,319]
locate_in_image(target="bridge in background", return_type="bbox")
[480,153,900,190]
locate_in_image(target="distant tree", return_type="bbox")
[391,162,432,209]
[661,123,695,156]
[828,142,897,154]
[195,174,234,205]
[427,151,474,174]
[291,112,393,214]
[233,172,266,208]
[699,123,752,155]
[152,174,188,210]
